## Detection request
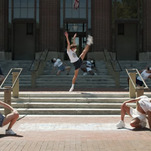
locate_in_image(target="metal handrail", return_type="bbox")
[126,68,149,90]
[109,51,122,72]
[0,68,22,90]
[103,49,122,72]
[29,49,49,71]
[29,59,40,71]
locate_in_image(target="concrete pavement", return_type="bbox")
[0,115,151,151]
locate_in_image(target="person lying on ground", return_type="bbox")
[116,95,151,130]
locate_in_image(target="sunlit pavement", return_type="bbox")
[0,115,151,151]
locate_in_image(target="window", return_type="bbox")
[8,0,39,22]
[115,0,138,19]
[60,0,91,29]
[13,0,34,18]
[65,23,86,32]
[65,0,86,18]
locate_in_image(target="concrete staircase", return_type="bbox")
[0,60,116,89]
[0,60,32,88]
[0,59,151,116]
[1,91,148,115]
[1,60,151,90]
[0,60,32,75]
[35,75,115,90]
[35,60,116,89]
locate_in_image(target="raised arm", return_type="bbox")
[64,31,70,50]
[72,33,77,45]
[122,98,140,108]
[0,100,14,112]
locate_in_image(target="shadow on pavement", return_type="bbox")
[117,127,150,131]
[132,127,151,131]
[0,134,23,138]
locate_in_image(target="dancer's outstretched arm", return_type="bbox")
[72,33,77,45]
[64,31,70,50]
[0,100,14,111]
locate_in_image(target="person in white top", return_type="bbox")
[116,95,151,130]
[51,58,71,75]
[136,67,151,86]
[64,31,93,92]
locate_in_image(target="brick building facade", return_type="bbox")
[39,0,59,51]
[143,0,151,52]
[0,0,8,53]
[92,0,111,52]
[0,0,151,60]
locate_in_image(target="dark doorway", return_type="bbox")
[13,20,35,60]
[116,23,138,60]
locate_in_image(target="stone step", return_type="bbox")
[36,80,114,83]
[10,102,135,109]
[0,91,150,115]
[1,91,151,98]
[46,60,107,75]
[1,60,151,89]
[0,108,121,115]
[0,91,129,98]
[37,75,112,78]
[35,84,116,88]
[3,74,116,88]
[10,97,128,103]
[0,59,115,89]
[0,60,32,75]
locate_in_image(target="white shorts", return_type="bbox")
[130,107,147,127]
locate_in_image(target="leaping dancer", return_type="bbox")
[64,31,93,92]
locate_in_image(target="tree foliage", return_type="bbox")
[116,0,138,19]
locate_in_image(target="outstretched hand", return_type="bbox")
[64,31,68,37]
[73,33,77,39]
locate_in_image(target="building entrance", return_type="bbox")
[116,23,138,60]
[13,20,35,60]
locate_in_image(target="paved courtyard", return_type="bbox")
[0,115,151,151]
